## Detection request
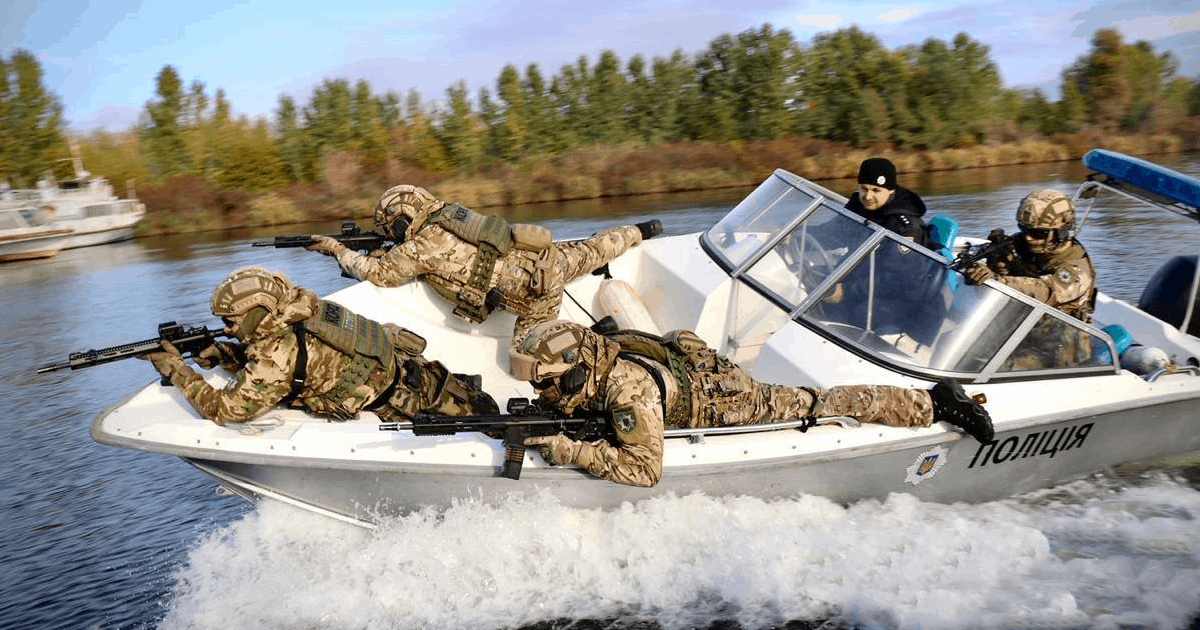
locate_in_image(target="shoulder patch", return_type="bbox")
[613,407,638,434]
[1055,268,1076,284]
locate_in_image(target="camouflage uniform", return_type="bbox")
[966,189,1097,322]
[509,321,991,487]
[143,267,496,426]
[307,185,645,343]
[965,189,1098,370]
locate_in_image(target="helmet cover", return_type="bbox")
[373,185,443,242]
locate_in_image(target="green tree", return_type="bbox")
[649,50,691,141]
[351,79,388,176]
[798,26,906,147]
[140,64,192,180]
[304,78,355,150]
[494,63,527,159]
[440,80,482,169]
[0,49,66,187]
[731,24,799,140]
[691,34,739,141]
[589,50,631,144]
[275,94,314,182]
[904,33,1000,146]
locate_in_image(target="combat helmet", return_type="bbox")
[373,185,444,243]
[210,267,294,341]
[1016,188,1075,253]
[509,320,620,414]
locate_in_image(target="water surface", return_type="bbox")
[2,155,1200,630]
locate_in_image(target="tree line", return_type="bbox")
[3,25,1199,198]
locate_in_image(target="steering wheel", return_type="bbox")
[779,231,838,293]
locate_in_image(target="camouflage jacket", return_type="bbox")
[549,354,934,487]
[991,240,1096,321]
[165,325,395,425]
[331,224,642,320]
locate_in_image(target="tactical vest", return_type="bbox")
[602,329,707,426]
[296,300,396,414]
[424,203,552,322]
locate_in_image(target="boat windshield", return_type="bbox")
[701,169,1119,381]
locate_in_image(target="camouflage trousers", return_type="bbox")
[373,358,497,422]
[511,225,643,345]
[686,363,934,429]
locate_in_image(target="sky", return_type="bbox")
[4,0,1199,133]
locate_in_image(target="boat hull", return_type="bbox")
[0,228,74,261]
[94,375,1200,527]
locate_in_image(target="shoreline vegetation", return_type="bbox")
[6,26,1200,238]
[131,133,1190,237]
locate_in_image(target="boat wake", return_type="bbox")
[157,473,1200,630]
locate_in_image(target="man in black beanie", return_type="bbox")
[845,157,930,248]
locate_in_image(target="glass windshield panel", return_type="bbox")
[999,313,1113,372]
[802,235,1040,372]
[703,170,1117,378]
[742,204,875,307]
[706,176,821,269]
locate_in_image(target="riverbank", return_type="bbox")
[131,133,1190,237]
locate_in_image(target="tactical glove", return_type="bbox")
[140,340,184,380]
[194,341,239,369]
[525,434,583,466]
[305,234,345,256]
[963,263,996,285]
[929,378,994,443]
[636,220,663,240]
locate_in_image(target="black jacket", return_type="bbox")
[845,186,929,248]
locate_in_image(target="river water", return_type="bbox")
[3,156,1200,630]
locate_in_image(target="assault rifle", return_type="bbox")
[252,221,390,252]
[949,228,1030,275]
[35,321,235,382]
[379,398,612,480]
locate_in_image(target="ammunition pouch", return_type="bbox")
[427,203,516,323]
[298,301,396,417]
[511,223,552,252]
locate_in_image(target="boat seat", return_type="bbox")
[926,216,961,293]
[927,216,959,253]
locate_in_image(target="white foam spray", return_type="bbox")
[158,474,1200,630]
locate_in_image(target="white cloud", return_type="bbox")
[875,7,917,23]
[1111,13,1200,40]
[795,14,844,29]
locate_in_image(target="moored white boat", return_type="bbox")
[0,205,74,261]
[89,149,1200,528]
[0,155,145,257]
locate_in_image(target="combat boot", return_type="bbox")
[929,378,994,443]
[636,220,663,240]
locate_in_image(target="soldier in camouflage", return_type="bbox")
[508,320,994,487]
[963,189,1097,322]
[304,185,660,344]
[140,267,498,426]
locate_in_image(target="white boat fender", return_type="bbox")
[597,278,661,335]
[1120,344,1171,375]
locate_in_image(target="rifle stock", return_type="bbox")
[379,398,611,479]
[35,321,233,379]
[252,221,390,252]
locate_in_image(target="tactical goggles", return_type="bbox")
[1023,228,1057,239]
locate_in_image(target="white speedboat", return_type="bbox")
[88,149,1200,528]
[0,155,145,254]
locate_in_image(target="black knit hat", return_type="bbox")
[857,157,897,190]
